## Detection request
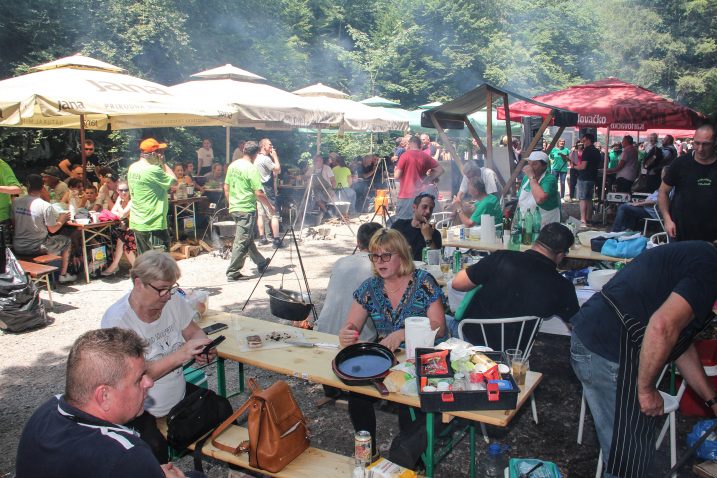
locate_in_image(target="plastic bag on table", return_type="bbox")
[0,249,48,333]
[183,288,209,316]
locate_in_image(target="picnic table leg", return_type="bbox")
[81,228,90,284]
[217,357,226,397]
[174,203,180,242]
[469,423,476,478]
[191,202,197,241]
[425,411,434,477]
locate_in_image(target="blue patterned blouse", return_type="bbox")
[353,268,446,338]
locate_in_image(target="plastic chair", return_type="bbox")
[642,204,668,241]
[432,211,453,229]
[457,316,543,443]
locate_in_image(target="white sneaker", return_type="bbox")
[58,273,77,283]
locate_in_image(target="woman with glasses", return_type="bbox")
[101,251,217,463]
[339,229,446,466]
[102,180,137,276]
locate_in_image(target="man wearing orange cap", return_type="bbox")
[127,139,177,254]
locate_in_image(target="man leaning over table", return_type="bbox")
[570,241,717,477]
[12,174,76,283]
[16,327,202,478]
[127,138,177,254]
[449,223,578,344]
[224,141,272,281]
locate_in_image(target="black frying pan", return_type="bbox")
[332,342,397,395]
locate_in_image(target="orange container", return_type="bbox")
[374,195,389,214]
[375,189,389,198]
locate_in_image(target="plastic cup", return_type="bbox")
[506,348,527,386]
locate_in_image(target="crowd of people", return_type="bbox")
[6,122,717,477]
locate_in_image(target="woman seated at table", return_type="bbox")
[59,178,84,209]
[339,229,446,466]
[451,177,502,227]
[93,167,119,211]
[102,180,136,276]
[171,162,195,192]
[517,151,561,226]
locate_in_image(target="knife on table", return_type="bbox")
[286,341,338,349]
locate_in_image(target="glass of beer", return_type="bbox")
[506,349,528,386]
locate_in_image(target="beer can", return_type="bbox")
[459,227,465,240]
[354,430,372,465]
[453,250,462,273]
[421,246,428,263]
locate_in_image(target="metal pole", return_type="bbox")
[225,127,231,164]
[79,114,87,183]
[601,127,611,224]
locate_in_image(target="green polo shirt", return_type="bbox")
[469,194,502,225]
[225,159,263,213]
[0,159,20,222]
[549,147,570,173]
[520,173,560,211]
[127,161,173,231]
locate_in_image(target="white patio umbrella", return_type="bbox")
[293,83,408,133]
[170,64,345,162]
[0,54,235,131]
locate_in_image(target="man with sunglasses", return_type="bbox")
[450,223,579,344]
[101,251,215,463]
[58,139,103,184]
[390,192,442,260]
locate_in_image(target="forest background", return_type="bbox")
[0,0,715,171]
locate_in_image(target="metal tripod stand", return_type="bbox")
[359,157,397,214]
[294,172,354,240]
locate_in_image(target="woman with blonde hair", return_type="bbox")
[339,228,446,465]
[102,180,136,276]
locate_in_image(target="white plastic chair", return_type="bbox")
[642,204,668,241]
[432,211,453,229]
[457,316,543,443]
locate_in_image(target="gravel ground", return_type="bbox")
[0,210,704,477]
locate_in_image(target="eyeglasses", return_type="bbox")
[146,282,180,297]
[118,188,129,193]
[368,252,394,263]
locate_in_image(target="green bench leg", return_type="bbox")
[216,357,245,398]
[425,411,434,477]
[470,423,476,478]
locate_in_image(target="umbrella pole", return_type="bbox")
[601,127,610,225]
[79,114,87,184]
[225,127,231,165]
[316,130,322,154]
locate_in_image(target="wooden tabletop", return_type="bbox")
[443,237,629,263]
[66,220,117,228]
[201,311,543,427]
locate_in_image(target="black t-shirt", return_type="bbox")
[66,153,102,183]
[578,145,601,182]
[16,396,164,478]
[391,218,442,260]
[460,250,579,348]
[663,154,717,242]
[571,241,717,363]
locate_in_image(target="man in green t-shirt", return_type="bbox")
[549,139,570,199]
[224,141,274,281]
[127,138,177,254]
[452,177,502,227]
[0,159,22,243]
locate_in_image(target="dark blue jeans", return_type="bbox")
[611,203,652,232]
[551,170,567,198]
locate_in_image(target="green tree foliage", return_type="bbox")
[0,0,714,171]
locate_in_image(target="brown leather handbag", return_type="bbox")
[210,378,310,473]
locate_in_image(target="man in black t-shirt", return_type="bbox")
[450,223,579,347]
[58,139,102,184]
[391,192,442,260]
[16,328,200,478]
[659,123,717,242]
[570,241,717,476]
[575,133,601,226]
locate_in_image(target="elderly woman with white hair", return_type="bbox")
[101,251,217,463]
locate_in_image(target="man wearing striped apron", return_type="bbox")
[570,241,717,477]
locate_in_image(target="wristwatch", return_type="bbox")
[425,239,433,245]
[705,396,717,408]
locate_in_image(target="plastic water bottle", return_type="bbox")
[483,443,508,477]
[509,208,521,251]
[532,207,541,242]
[522,209,533,245]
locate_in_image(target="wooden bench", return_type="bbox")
[157,418,354,477]
[31,254,62,265]
[17,260,58,309]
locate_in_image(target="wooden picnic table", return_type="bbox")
[67,220,117,283]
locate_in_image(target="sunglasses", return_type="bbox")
[146,282,180,297]
[117,188,129,192]
[368,252,394,263]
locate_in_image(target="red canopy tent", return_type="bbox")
[496,77,704,131]
[497,78,705,222]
